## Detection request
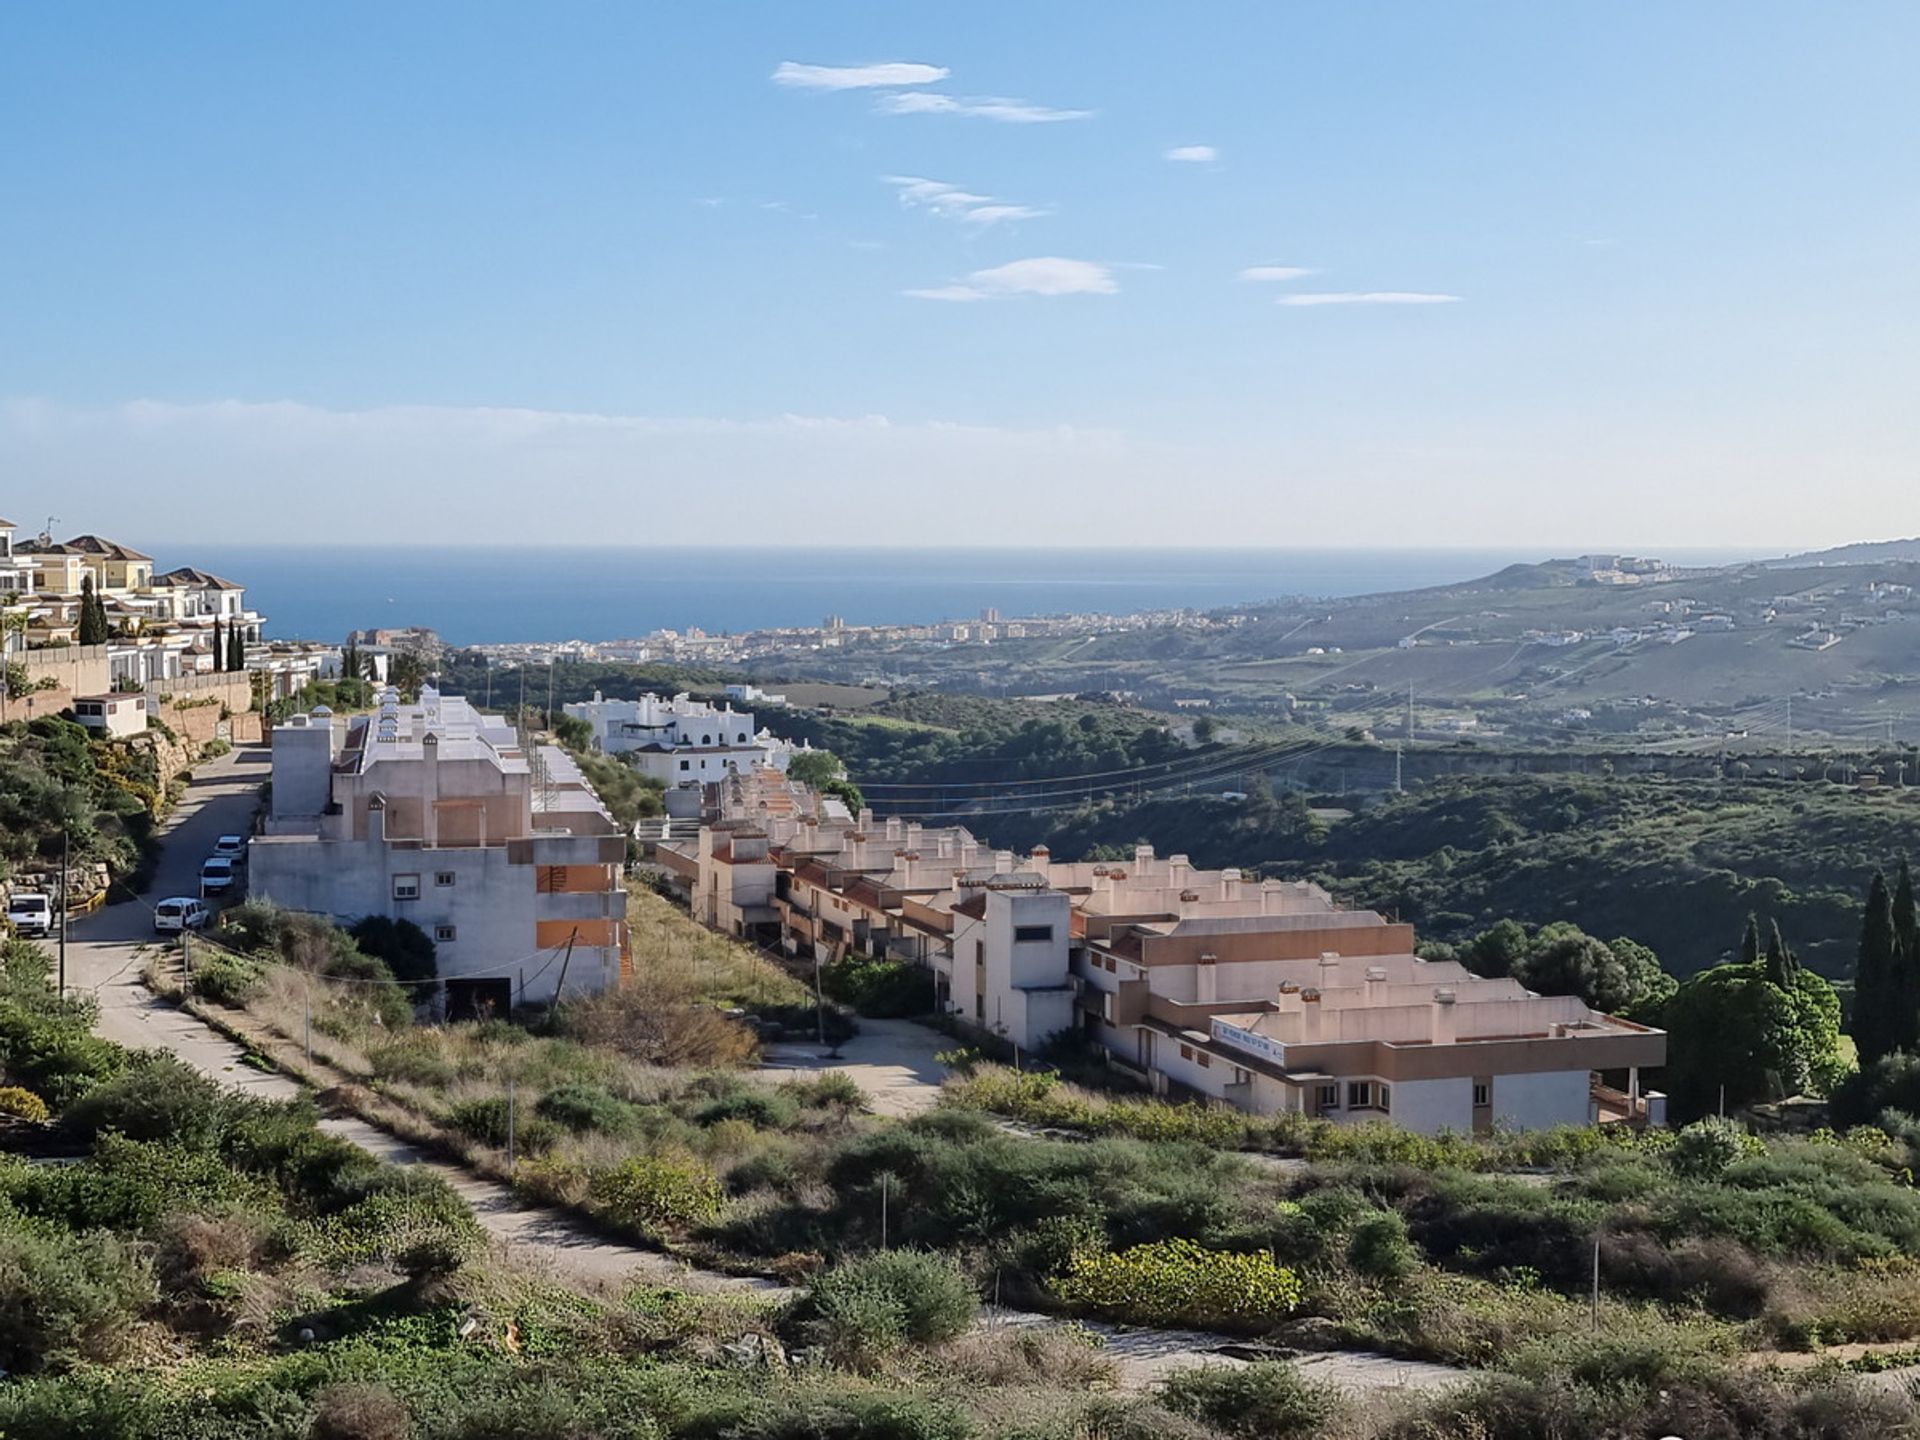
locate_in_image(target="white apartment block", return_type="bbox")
[251,688,629,1013]
[659,783,1666,1135]
[564,690,805,787]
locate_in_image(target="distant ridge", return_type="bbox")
[1769,537,1920,568]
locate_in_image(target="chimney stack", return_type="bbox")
[1196,952,1218,1004]
[1432,988,1458,1046]
[1221,868,1243,903]
[1028,844,1051,881]
[1300,987,1324,1042]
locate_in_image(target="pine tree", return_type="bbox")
[77,575,108,646]
[1856,870,1901,1065]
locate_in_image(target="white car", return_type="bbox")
[213,834,247,864]
[154,897,210,933]
[6,892,53,939]
[199,857,238,896]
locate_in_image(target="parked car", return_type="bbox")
[5,892,53,939]
[213,834,247,863]
[199,857,238,896]
[154,897,210,933]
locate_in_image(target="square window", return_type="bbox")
[1347,1081,1373,1110]
[1179,1044,1193,1061]
[392,874,421,901]
[1197,1053,1211,1069]
[435,871,456,888]
[1316,1083,1340,1110]
[435,924,457,943]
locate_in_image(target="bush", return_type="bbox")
[697,1088,799,1131]
[0,1215,154,1372]
[0,1084,49,1122]
[1348,1209,1420,1280]
[1054,1239,1302,1331]
[446,1097,559,1155]
[802,1249,979,1364]
[822,954,937,1018]
[347,916,438,996]
[190,950,269,1007]
[1670,1116,1763,1178]
[61,1053,231,1145]
[537,1081,642,1135]
[589,1153,723,1233]
[788,1071,867,1112]
[1158,1362,1340,1440]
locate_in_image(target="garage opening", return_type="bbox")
[446,977,512,1023]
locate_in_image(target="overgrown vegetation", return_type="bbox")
[0,714,161,886]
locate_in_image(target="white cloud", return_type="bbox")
[885,176,1047,227]
[1278,291,1461,306]
[772,61,948,90]
[906,256,1119,301]
[1239,265,1314,282]
[875,92,1092,123]
[1165,145,1217,163]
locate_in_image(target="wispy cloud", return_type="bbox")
[1239,265,1314,282]
[885,176,1047,227]
[1165,144,1217,163]
[1278,291,1460,306]
[875,92,1092,123]
[772,61,948,91]
[905,256,1118,302]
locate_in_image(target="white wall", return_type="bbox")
[1387,1076,1475,1135]
[1490,1069,1592,1132]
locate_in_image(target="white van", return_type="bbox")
[6,892,53,939]
[154,897,210,934]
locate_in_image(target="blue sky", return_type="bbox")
[2,3,1916,548]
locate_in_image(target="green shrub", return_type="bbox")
[11,1133,274,1234]
[0,998,125,1105]
[1670,1117,1764,1178]
[589,1153,723,1233]
[446,1097,559,1155]
[786,1071,867,1112]
[1158,1362,1340,1440]
[189,950,268,1007]
[0,1083,49,1122]
[0,1214,154,1372]
[1348,1209,1420,1280]
[1054,1239,1302,1331]
[802,1249,979,1364]
[697,1088,798,1130]
[60,1053,230,1145]
[537,1081,642,1134]
[822,954,937,1018]
[320,1168,483,1276]
[699,1390,972,1440]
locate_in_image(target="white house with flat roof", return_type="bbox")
[250,688,629,1013]
[564,690,804,787]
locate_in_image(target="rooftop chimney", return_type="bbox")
[1169,854,1191,888]
[1431,988,1458,1046]
[994,849,1014,872]
[1196,952,1218,1004]
[1300,987,1324,1042]
[1260,878,1287,914]
[1221,868,1243,902]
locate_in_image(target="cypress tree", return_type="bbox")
[229,624,246,671]
[1856,870,1901,1065]
[211,618,224,672]
[1764,919,1799,988]
[1741,914,1763,968]
[77,574,108,645]
[1891,859,1920,1053]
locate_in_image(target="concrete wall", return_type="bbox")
[1385,1075,1475,1135]
[1489,1069,1592,1131]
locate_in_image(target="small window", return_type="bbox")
[680,759,690,771]
[1316,1082,1340,1110]
[1472,1081,1491,1108]
[435,924,457,943]
[737,732,747,743]
[1179,1043,1193,1061]
[392,874,421,901]
[1347,1081,1374,1110]
[974,994,984,1019]
[1013,924,1054,944]
[435,871,456,888]
[975,940,985,965]
[1378,1084,1391,1113]
[1197,1052,1212,1069]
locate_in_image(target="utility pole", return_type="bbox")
[1785,694,1792,751]
[1590,1236,1601,1331]
[181,927,192,996]
[507,1075,517,1168]
[57,811,69,996]
[1393,743,1403,794]
[551,927,579,1005]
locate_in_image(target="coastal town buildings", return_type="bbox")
[563,690,806,786]
[657,774,1667,1135]
[250,688,629,1012]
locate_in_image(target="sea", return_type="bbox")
[185,545,1766,647]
